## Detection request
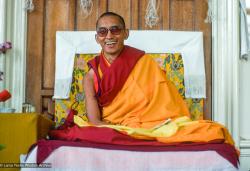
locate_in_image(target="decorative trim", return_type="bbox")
[80,0,93,18]
[24,0,34,12]
[212,0,240,147]
[205,0,214,23]
[145,0,159,28]
[2,1,27,112]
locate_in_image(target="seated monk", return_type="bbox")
[82,12,235,146]
[84,12,189,128]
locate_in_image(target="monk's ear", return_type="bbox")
[124,29,129,40]
[95,34,100,44]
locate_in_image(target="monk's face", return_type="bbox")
[95,15,129,60]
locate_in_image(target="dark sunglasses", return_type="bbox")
[96,26,123,37]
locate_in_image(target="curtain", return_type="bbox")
[0,0,6,108]
[0,0,27,112]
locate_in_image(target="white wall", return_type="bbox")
[239,4,250,141]
[239,1,250,170]
[212,0,250,169]
[212,0,239,144]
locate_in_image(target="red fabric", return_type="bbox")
[93,72,99,93]
[50,125,169,146]
[88,46,145,106]
[0,89,11,102]
[56,109,77,130]
[34,126,239,168]
[99,52,111,70]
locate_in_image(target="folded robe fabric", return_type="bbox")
[43,108,239,168]
[42,126,239,168]
[73,116,235,146]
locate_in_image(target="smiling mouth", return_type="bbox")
[105,41,117,45]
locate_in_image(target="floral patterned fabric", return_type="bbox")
[55,53,204,126]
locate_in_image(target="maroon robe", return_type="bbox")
[88,45,145,106]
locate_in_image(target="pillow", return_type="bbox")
[55,53,203,126]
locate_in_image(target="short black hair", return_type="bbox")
[96,12,126,29]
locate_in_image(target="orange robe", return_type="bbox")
[102,54,190,128]
[86,47,235,147]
